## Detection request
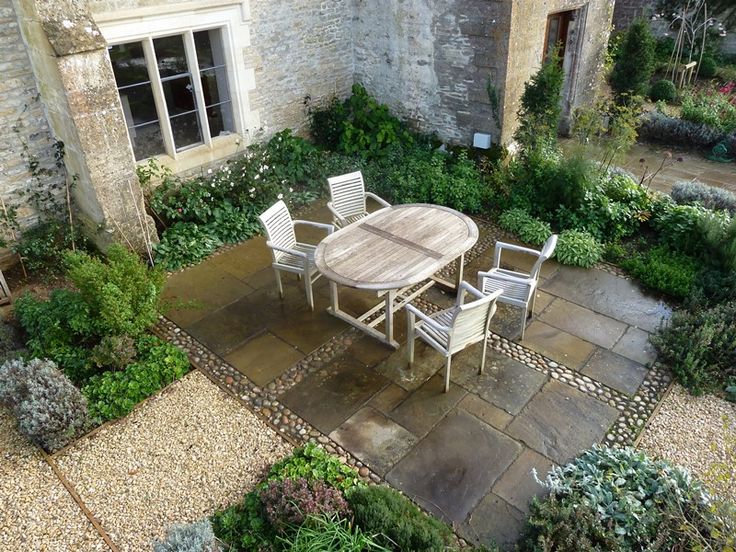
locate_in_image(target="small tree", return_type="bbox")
[514,51,565,151]
[610,19,656,100]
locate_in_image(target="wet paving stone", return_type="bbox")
[538,299,628,349]
[520,321,596,370]
[386,410,522,524]
[491,448,555,514]
[581,348,649,397]
[279,354,389,434]
[458,394,513,431]
[460,493,526,551]
[224,332,303,387]
[541,266,671,333]
[329,407,417,476]
[367,383,409,414]
[345,336,394,366]
[388,374,467,437]
[613,326,658,366]
[452,348,547,415]
[268,301,348,354]
[507,380,619,465]
[374,341,445,392]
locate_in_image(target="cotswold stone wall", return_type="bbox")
[0,0,66,240]
[612,0,653,30]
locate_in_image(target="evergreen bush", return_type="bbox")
[649,79,677,102]
[153,520,221,552]
[514,52,565,149]
[610,19,656,99]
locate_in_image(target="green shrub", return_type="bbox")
[263,443,363,493]
[154,222,223,271]
[671,179,736,215]
[554,230,602,268]
[621,246,698,300]
[651,300,736,395]
[649,79,677,102]
[610,20,656,99]
[13,220,78,275]
[638,111,724,148]
[681,88,736,134]
[518,218,553,246]
[515,52,565,149]
[499,208,533,233]
[82,336,189,423]
[347,485,452,552]
[0,358,89,451]
[211,491,274,552]
[276,514,391,552]
[699,56,718,78]
[153,520,220,552]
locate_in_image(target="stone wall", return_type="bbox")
[0,0,66,242]
[612,0,653,31]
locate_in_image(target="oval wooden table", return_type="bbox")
[315,203,479,348]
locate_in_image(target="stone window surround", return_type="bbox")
[94,0,258,174]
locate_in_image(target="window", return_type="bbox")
[544,11,574,63]
[109,28,235,161]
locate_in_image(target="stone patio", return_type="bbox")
[161,204,672,550]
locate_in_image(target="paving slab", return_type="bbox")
[279,354,389,434]
[532,291,556,315]
[268,301,348,354]
[489,302,526,340]
[492,448,554,514]
[452,348,547,415]
[613,326,658,366]
[388,374,467,437]
[374,341,445,392]
[367,383,409,414]
[521,321,596,370]
[538,298,628,349]
[345,335,394,366]
[461,493,526,551]
[386,410,522,523]
[507,380,619,465]
[541,266,671,332]
[210,236,273,280]
[458,394,513,430]
[329,407,417,476]
[225,332,303,387]
[581,348,649,396]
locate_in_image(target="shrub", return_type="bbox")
[554,230,602,268]
[681,88,736,134]
[649,79,677,102]
[515,52,565,149]
[621,246,698,300]
[651,300,736,395]
[671,179,736,214]
[154,222,223,271]
[0,358,88,451]
[518,218,553,246]
[263,443,363,493]
[637,111,724,148]
[13,219,78,275]
[259,478,350,534]
[653,200,732,258]
[276,514,391,552]
[610,20,656,99]
[699,56,718,78]
[347,485,452,552]
[90,335,137,370]
[82,336,190,423]
[153,520,221,552]
[211,491,274,552]
[499,208,533,233]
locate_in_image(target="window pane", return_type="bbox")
[200,66,231,105]
[153,35,189,78]
[130,121,165,160]
[119,83,159,126]
[109,42,149,87]
[161,75,197,115]
[170,111,203,150]
[194,29,225,70]
[206,101,234,138]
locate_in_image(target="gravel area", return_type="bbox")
[0,409,107,551]
[54,370,293,551]
[639,384,736,500]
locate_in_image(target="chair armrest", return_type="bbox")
[365,192,391,208]
[266,241,307,258]
[456,281,485,306]
[478,270,535,286]
[293,219,335,235]
[405,304,451,334]
[326,202,348,226]
[494,241,541,268]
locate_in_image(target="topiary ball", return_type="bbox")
[649,79,677,103]
[699,56,718,79]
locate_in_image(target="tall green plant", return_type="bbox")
[610,19,656,100]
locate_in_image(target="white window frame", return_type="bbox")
[98,2,252,162]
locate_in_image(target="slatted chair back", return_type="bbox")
[258,200,296,262]
[328,171,367,221]
[447,291,500,354]
[529,234,558,280]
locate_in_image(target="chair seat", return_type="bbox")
[335,212,368,228]
[275,242,317,270]
[416,307,457,350]
[480,268,534,304]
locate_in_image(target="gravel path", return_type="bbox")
[0,409,107,551]
[54,370,293,551]
[639,384,736,500]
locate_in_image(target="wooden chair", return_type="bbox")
[477,235,558,340]
[327,171,390,228]
[258,200,333,310]
[406,283,503,393]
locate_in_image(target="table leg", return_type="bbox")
[454,252,465,289]
[329,281,339,312]
[384,289,396,343]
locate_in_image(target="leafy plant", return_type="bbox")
[153,520,221,552]
[211,491,274,552]
[671,180,736,215]
[90,335,137,370]
[699,55,718,78]
[518,218,553,246]
[276,513,392,552]
[154,222,223,271]
[259,477,350,534]
[638,111,725,148]
[649,79,677,102]
[347,485,452,552]
[610,19,656,100]
[621,245,698,300]
[0,358,88,451]
[82,335,189,423]
[13,219,79,275]
[681,88,736,134]
[554,230,602,268]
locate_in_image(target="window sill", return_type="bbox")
[140,134,245,176]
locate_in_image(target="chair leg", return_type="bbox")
[274,270,283,298]
[528,293,536,319]
[305,275,314,311]
[520,306,527,341]
[479,335,489,375]
[444,356,452,393]
[407,312,415,367]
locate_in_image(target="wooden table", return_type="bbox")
[315,204,479,348]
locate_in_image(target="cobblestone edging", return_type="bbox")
[153,317,381,484]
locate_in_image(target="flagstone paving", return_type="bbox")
[159,204,673,550]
